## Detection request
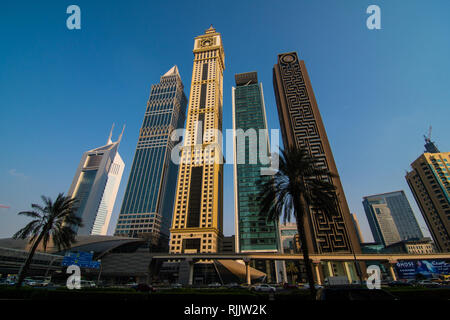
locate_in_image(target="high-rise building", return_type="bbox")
[362,191,423,243]
[68,126,125,235]
[383,238,435,254]
[169,26,225,254]
[362,196,402,246]
[278,223,298,254]
[277,222,299,283]
[351,213,364,244]
[406,138,450,252]
[273,52,361,254]
[232,71,278,253]
[114,66,187,250]
[221,236,235,253]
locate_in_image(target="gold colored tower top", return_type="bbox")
[205,24,216,34]
[193,25,225,70]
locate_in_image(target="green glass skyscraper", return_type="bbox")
[232,72,278,252]
[114,66,187,250]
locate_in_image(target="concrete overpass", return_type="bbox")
[149,252,450,285]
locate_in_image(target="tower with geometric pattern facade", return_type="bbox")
[273,52,361,254]
[169,26,225,254]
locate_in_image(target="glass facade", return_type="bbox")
[363,197,401,246]
[363,191,423,246]
[72,169,98,233]
[383,191,423,240]
[114,67,187,246]
[233,72,278,252]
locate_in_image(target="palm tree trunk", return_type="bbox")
[293,194,317,300]
[296,219,317,299]
[16,231,46,287]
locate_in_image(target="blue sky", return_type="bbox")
[1,0,449,242]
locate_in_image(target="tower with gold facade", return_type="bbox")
[169,26,225,254]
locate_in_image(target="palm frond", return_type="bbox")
[17,210,42,219]
[52,225,78,251]
[258,146,339,223]
[12,220,41,240]
[30,203,48,213]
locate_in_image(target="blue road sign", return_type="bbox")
[62,252,100,269]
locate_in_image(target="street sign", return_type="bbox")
[62,252,100,269]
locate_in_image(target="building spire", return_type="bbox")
[205,24,216,34]
[107,123,115,144]
[162,65,180,77]
[118,124,125,144]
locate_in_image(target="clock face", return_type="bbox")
[202,39,212,47]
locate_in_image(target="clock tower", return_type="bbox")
[169,26,225,254]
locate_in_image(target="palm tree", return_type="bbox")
[285,261,299,283]
[13,193,82,287]
[259,147,339,299]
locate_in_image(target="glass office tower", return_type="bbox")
[232,71,278,252]
[362,195,402,246]
[363,191,423,242]
[114,66,187,250]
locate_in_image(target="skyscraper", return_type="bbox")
[169,26,225,254]
[362,195,402,246]
[68,126,125,235]
[232,71,278,253]
[273,52,361,254]
[363,191,423,243]
[406,138,450,252]
[114,66,187,249]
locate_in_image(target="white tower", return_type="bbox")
[68,125,125,235]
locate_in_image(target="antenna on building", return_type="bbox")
[107,123,115,144]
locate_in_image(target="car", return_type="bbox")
[430,278,444,284]
[417,280,441,288]
[225,282,241,289]
[23,278,39,287]
[31,280,50,288]
[283,283,298,289]
[406,279,418,286]
[239,283,251,289]
[125,282,138,287]
[252,284,276,292]
[0,279,10,286]
[80,280,96,288]
[132,283,156,292]
[208,282,222,288]
[316,286,398,301]
[388,280,412,287]
[171,283,182,288]
[301,283,323,290]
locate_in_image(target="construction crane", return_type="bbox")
[423,125,440,153]
[424,126,432,144]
